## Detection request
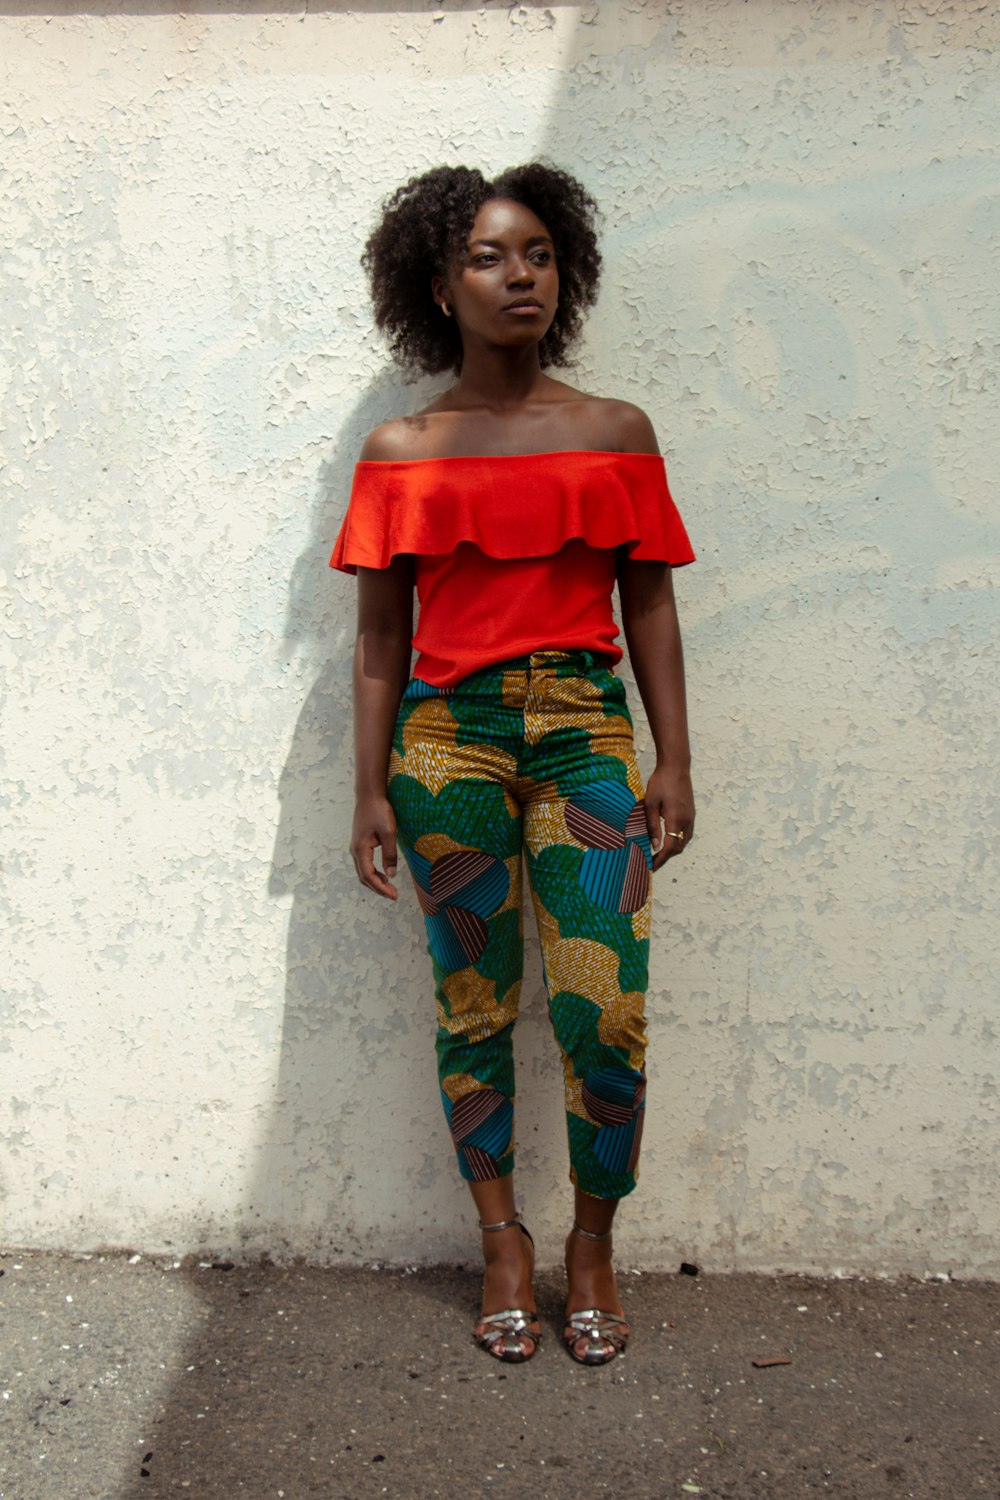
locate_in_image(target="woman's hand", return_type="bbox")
[617,550,695,876]
[643,765,695,872]
[351,794,400,900]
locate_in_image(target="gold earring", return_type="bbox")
[442,301,453,317]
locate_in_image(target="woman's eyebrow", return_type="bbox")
[468,234,555,249]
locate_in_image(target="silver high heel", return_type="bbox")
[564,1221,631,1365]
[473,1214,541,1363]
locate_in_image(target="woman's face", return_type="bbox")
[435,197,559,353]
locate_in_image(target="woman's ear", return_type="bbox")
[431,275,450,315]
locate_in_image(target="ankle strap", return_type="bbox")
[479,1213,521,1233]
[572,1220,613,1242]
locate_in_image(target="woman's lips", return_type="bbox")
[503,302,543,315]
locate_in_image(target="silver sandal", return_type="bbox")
[564,1222,631,1365]
[473,1214,541,1363]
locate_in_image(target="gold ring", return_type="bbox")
[665,830,685,841]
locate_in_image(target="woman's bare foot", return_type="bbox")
[564,1225,631,1362]
[474,1222,540,1361]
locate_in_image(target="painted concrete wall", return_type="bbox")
[2,0,998,1275]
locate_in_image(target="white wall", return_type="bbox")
[2,0,998,1274]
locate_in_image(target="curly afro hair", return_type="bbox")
[362,162,602,378]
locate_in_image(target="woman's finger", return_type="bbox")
[652,814,694,870]
[666,819,694,860]
[381,823,398,882]
[644,797,663,856]
[353,834,398,900]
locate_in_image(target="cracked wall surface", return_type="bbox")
[2,0,998,1273]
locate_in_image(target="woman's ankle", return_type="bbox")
[572,1191,619,1239]
[483,1221,531,1263]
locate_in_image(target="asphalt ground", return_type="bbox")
[1,1250,998,1500]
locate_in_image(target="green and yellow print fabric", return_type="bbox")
[387,651,653,1199]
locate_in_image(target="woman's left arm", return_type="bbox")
[618,556,695,870]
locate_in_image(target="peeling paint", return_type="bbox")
[1,1,998,1276]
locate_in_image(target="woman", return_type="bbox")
[331,163,695,1365]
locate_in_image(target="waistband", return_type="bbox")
[409,649,615,695]
[495,649,610,672]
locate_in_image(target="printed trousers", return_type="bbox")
[387,651,653,1199]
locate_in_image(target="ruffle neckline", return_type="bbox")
[330,450,695,573]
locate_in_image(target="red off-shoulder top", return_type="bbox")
[329,450,695,687]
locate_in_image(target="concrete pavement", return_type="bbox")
[1,1249,998,1499]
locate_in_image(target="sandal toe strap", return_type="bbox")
[564,1309,631,1353]
[480,1307,537,1332]
[475,1308,541,1354]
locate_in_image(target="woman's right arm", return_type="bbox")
[350,556,414,901]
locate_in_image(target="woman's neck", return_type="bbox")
[445,344,550,414]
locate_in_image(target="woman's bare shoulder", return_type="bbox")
[549,385,660,454]
[359,417,425,463]
[580,396,661,455]
[359,404,461,463]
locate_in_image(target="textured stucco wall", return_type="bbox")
[2,1,998,1274]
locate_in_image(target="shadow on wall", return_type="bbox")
[256,372,571,1266]
[256,368,465,1265]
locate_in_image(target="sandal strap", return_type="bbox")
[479,1307,538,1331]
[571,1220,613,1242]
[565,1308,629,1333]
[475,1307,541,1359]
[479,1213,521,1233]
[564,1308,631,1361]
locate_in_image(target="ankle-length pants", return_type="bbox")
[387,651,653,1200]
